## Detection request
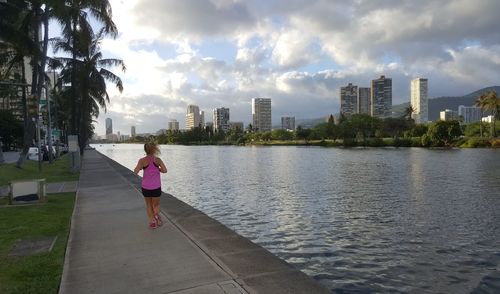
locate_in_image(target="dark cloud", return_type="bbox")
[134,0,255,38]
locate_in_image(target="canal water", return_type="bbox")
[94,144,500,293]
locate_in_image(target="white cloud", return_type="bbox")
[93,0,500,135]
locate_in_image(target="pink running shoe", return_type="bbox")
[149,221,157,229]
[155,214,163,226]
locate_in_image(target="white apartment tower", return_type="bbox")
[213,107,230,133]
[200,111,205,128]
[340,83,358,116]
[371,75,392,118]
[168,120,179,131]
[186,104,200,130]
[411,78,428,124]
[252,98,272,132]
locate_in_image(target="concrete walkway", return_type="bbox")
[59,150,330,294]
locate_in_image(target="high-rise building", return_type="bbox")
[371,75,392,118]
[200,111,205,128]
[340,83,358,116]
[186,104,200,130]
[0,57,34,120]
[213,107,230,133]
[458,105,482,124]
[281,116,295,131]
[105,118,113,135]
[358,87,371,115]
[440,109,459,121]
[411,78,428,124]
[168,119,179,131]
[131,126,136,137]
[252,98,272,132]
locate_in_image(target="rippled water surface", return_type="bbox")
[94,144,500,293]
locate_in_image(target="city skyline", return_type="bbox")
[87,0,500,135]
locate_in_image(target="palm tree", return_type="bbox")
[55,28,124,154]
[402,104,415,120]
[474,91,500,137]
[52,0,117,135]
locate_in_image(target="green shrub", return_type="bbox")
[421,134,432,147]
[342,138,357,147]
[411,137,422,147]
[491,139,500,148]
[366,137,385,147]
[460,137,491,148]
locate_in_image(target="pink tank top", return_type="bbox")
[141,156,161,190]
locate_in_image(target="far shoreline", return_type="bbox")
[91,137,500,149]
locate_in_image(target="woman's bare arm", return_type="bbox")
[157,158,168,174]
[133,159,143,175]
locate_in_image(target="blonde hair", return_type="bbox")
[144,142,160,156]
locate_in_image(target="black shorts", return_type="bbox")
[142,187,162,197]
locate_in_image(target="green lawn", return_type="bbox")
[0,193,75,294]
[0,155,79,186]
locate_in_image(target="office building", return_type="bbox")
[186,104,200,130]
[131,126,136,137]
[340,83,358,116]
[440,109,459,121]
[252,98,272,132]
[371,75,392,118]
[281,116,295,131]
[213,107,230,133]
[105,118,113,135]
[168,119,179,131]
[411,78,428,124]
[358,87,371,115]
[458,105,482,124]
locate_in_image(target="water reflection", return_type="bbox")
[94,144,500,293]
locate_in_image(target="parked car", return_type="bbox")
[27,146,56,161]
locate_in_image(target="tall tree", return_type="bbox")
[52,0,117,135]
[475,91,500,137]
[55,28,124,154]
[402,104,415,120]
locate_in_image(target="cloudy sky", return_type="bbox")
[85,0,500,135]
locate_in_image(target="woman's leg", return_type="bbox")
[144,197,154,222]
[152,197,162,225]
[152,197,161,216]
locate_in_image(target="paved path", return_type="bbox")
[59,150,330,294]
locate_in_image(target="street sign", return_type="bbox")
[52,129,60,137]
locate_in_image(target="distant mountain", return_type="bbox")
[392,86,500,121]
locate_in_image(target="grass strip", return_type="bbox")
[0,155,79,186]
[0,193,75,294]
